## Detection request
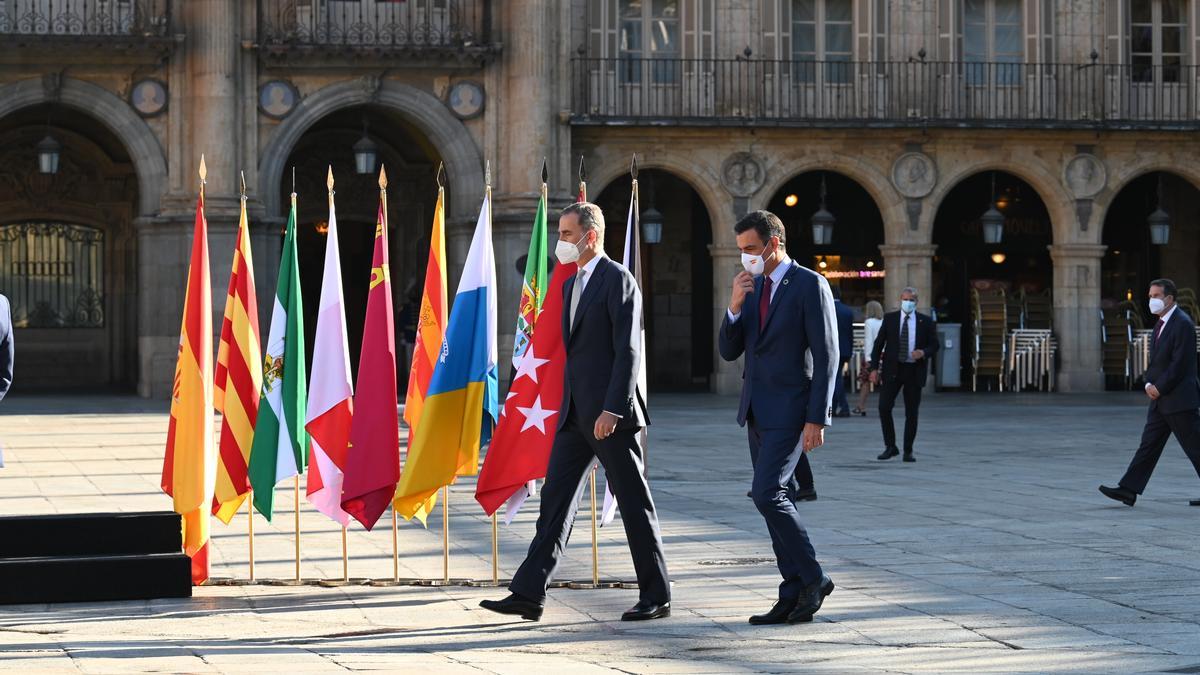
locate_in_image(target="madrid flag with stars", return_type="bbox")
[475,262,574,516]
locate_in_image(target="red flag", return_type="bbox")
[475,263,573,515]
[342,204,400,530]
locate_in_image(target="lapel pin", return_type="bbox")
[782,279,790,286]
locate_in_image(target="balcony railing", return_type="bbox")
[259,0,491,53]
[571,57,1200,129]
[0,0,170,37]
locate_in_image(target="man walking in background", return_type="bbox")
[1100,279,1200,507]
[868,287,938,462]
[831,287,854,418]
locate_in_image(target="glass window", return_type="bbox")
[1130,0,1187,83]
[791,0,853,83]
[962,0,1024,85]
[0,223,105,329]
[618,0,680,83]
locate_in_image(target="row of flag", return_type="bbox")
[161,157,647,585]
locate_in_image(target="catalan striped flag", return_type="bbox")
[395,188,498,522]
[213,192,262,524]
[161,179,216,585]
[398,183,448,524]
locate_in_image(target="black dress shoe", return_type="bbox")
[480,593,543,621]
[787,575,834,624]
[877,447,899,460]
[795,489,818,502]
[903,453,916,463]
[1099,485,1136,506]
[749,597,797,625]
[621,600,670,621]
[1190,499,1200,506]
[833,410,851,418]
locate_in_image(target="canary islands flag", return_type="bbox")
[394,190,498,521]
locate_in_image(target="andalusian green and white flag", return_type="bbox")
[248,191,309,520]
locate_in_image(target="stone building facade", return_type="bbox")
[1,0,1197,397]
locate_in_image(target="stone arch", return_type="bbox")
[588,155,728,245]
[0,77,167,217]
[928,159,1075,245]
[753,154,901,242]
[259,80,484,222]
[1093,162,1200,231]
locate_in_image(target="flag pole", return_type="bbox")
[442,485,450,583]
[577,155,587,202]
[590,464,599,585]
[491,513,499,584]
[341,525,349,582]
[294,475,301,582]
[247,492,255,582]
[392,509,400,583]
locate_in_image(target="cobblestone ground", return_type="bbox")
[1,392,1199,673]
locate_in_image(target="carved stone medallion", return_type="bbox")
[1063,154,1106,199]
[720,152,766,197]
[891,152,937,199]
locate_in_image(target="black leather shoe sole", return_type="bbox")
[787,578,835,624]
[621,604,670,621]
[1190,499,1200,506]
[479,599,543,621]
[1098,485,1136,506]
[877,450,899,460]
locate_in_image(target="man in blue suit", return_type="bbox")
[1100,279,1200,506]
[718,210,838,625]
[831,288,855,417]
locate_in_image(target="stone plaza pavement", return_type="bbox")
[1,392,1199,673]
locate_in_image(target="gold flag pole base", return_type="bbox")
[589,465,599,586]
[293,475,302,583]
[342,525,349,582]
[247,490,255,582]
[442,485,450,584]
[490,512,499,585]
[392,508,400,583]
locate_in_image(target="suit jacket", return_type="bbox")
[834,300,854,363]
[718,261,838,430]
[560,256,649,431]
[869,310,938,386]
[0,294,11,402]
[1146,308,1200,416]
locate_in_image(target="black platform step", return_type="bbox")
[0,552,192,604]
[0,511,182,558]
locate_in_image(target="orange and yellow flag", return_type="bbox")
[161,170,216,586]
[398,182,448,524]
[213,190,262,524]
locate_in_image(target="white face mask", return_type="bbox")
[901,300,917,314]
[741,242,775,276]
[1149,297,1166,315]
[555,234,588,265]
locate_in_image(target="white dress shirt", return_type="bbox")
[1145,304,1178,391]
[727,256,792,323]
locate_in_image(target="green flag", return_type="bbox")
[248,192,309,520]
[512,183,548,368]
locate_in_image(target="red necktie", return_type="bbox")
[759,276,773,332]
[1154,318,1165,342]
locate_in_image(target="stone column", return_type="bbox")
[878,244,937,312]
[137,0,242,397]
[1050,243,1106,392]
[709,243,743,395]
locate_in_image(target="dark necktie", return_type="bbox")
[758,276,773,332]
[899,313,911,362]
[1154,318,1165,343]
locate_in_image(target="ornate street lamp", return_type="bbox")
[811,173,835,246]
[981,172,1004,244]
[641,207,663,244]
[37,134,61,175]
[1148,174,1170,245]
[353,119,378,175]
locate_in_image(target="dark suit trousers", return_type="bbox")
[832,358,851,414]
[1118,406,1200,494]
[510,411,670,605]
[747,422,824,600]
[748,423,813,496]
[879,363,922,453]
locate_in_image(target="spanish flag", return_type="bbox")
[394,188,498,522]
[161,181,216,585]
[213,192,262,524]
[397,183,448,524]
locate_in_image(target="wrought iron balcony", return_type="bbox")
[0,0,170,38]
[571,57,1200,130]
[258,0,495,61]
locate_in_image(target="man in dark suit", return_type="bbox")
[0,293,11,402]
[1100,279,1200,507]
[718,210,838,625]
[867,287,938,462]
[831,288,855,417]
[481,203,670,622]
